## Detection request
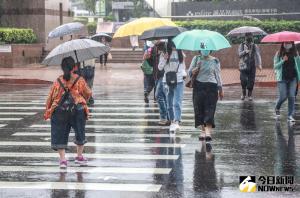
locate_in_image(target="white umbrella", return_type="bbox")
[42,39,110,66]
[227,26,267,37]
[48,22,85,39]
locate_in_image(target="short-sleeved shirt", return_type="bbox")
[44,74,92,120]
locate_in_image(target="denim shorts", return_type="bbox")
[51,104,87,150]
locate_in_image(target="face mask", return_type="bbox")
[284,43,293,50]
[201,50,210,57]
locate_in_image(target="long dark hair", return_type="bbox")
[166,40,183,64]
[279,43,297,58]
[61,56,75,81]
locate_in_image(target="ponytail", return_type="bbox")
[61,56,75,81]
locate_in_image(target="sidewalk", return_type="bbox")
[0,63,276,86]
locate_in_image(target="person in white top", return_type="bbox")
[158,40,187,133]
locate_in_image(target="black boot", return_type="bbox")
[144,92,149,103]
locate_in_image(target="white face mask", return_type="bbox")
[284,43,293,50]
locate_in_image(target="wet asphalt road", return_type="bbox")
[0,73,299,198]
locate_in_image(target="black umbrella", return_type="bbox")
[91,33,112,42]
[140,26,187,40]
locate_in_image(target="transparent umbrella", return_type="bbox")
[42,39,110,66]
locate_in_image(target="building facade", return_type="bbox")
[145,0,300,20]
[0,0,73,50]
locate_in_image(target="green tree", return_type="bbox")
[84,0,97,14]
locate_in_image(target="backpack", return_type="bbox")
[141,60,153,75]
[55,76,80,122]
[80,65,95,80]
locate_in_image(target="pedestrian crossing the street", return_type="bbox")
[0,89,194,196]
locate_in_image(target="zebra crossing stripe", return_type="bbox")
[44,118,194,123]
[0,107,44,110]
[0,166,171,174]
[0,124,6,128]
[0,112,37,115]
[0,102,194,106]
[12,132,192,139]
[0,152,179,160]
[0,106,194,111]
[0,118,23,121]
[0,181,161,192]
[0,141,186,148]
[90,112,194,116]
[30,124,195,131]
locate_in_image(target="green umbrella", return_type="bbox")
[172,29,231,51]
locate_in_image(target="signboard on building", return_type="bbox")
[112,2,134,10]
[0,45,12,53]
[172,0,300,20]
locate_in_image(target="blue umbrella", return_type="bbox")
[48,22,85,39]
[173,30,231,51]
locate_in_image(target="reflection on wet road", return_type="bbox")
[0,82,299,198]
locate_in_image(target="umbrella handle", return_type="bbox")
[74,50,79,64]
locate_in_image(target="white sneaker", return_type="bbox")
[288,116,296,122]
[169,123,176,134]
[174,121,180,133]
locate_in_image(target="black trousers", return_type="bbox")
[100,53,108,64]
[240,66,256,92]
[193,81,218,128]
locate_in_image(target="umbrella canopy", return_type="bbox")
[227,26,267,37]
[42,39,110,66]
[91,33,112,42]
[140,26,187,40]
[173,30,231,51]
[113,17,177,38]
[48,22,85,39]
[261,31,300,43]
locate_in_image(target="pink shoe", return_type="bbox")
[59,160,67,169]
[75,156,88,165]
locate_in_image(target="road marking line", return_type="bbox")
[12,132,191,138]
[0,107,44,110]
[0,118,23,121]
[30,124,195,130]
[0,166,171,174]
[0,106,194,111]
[44,118,194,123]
[0,102,194,106]
[0,112,37,115]
[90,112,194,116]
[0,181,161,192]
[0,141,185,148]
[0,152,179,160]
[0,124,6,128]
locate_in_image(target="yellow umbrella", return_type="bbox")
[113,17,177,38]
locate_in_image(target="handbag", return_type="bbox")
[186,56,200,88]
[166,63,180,88]
[108,53,112,60]
[140,60,153,75]
[239,44,249,72]
[239,58,248,71]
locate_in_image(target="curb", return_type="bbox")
[223,81,277,87]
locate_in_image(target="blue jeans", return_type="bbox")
[275,78,297,117]
[155,78,168,120]
[164,82,184,122]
